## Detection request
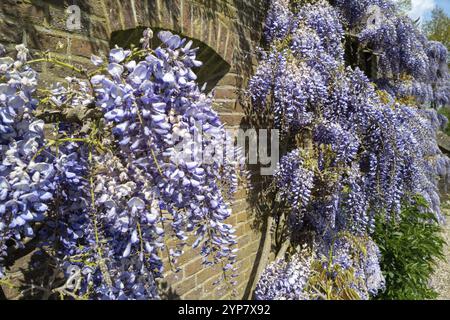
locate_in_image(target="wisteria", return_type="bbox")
[255,236,385,300]
[0,0,448,301]
[0,29,245,299]
[274,149,314,227]
[334,0,450,107]
[255,246,314,300]
[91,30,243,276]
[250,0,450,300]
[0,45,56,278]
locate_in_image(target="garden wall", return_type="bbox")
[0,0,268,300]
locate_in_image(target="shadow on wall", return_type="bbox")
[110,27,231,93]
[0,238,63,300]
[157,281,182,300]
[233,0,274,299]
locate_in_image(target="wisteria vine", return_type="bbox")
[250,0,450,300]
[0,29,244,299]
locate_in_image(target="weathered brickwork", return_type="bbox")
[0,0,268,300]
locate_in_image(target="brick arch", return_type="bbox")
[96,0,268,119]
[110,26,231,92]
[101,0,234,66]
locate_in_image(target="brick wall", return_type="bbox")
[0,0,268,300]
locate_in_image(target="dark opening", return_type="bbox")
[344,34,378,80]
[110,27,231,93]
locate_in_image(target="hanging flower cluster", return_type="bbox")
[0,29,245,299]
[255,246,314,300]
[0,45,56,278]
[255,237,385,300]
[250,0,450,300]
[334,0,449,107]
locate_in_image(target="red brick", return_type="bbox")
[218,113,245,126]
[237,234,251,247]
[172,276,196,296]
[214,86,238,100]
[134,0,151,26]
[28,30,66,53]
[231,199,249,214]
[217,22,228,56]
[181,285,204,300]
[70,38,99,58]
[103,0,123,32]
[184,258,204,277]
[196,263,221,285]
[121,1,136,29]
[182,0,192,35]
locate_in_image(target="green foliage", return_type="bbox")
[423,7,450,51]
[373,196,446,300]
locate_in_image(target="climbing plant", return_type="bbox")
[0,0,449,301]
[0,30,245,299]
[248,0,449,300]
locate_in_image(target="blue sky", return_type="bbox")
[407,0,450,23]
